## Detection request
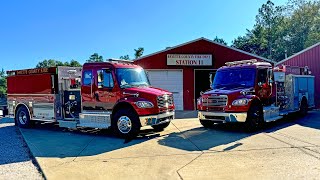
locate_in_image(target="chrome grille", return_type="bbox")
[203,95,228,107]
[157,94,174,108]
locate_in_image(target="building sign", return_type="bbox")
[7,67,56,76]
[167,54,212,66]
[16,68,49,75]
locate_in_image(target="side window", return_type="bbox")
[83,70,92,86]
[97,70,114,88]
[257,68,268,84]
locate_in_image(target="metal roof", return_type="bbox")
[134,37,275,64]
[276,42,320,65]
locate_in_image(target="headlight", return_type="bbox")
[135,101,154,108]
[232,98,250,106]
[197,97,202,105]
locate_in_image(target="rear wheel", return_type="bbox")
[200,119,215,128]
[152,121,170,132]
[245,104,264,132]
[16,106,32,128]
[112,108,140,139]
[299,98,308,117]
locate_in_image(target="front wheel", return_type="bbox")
[200,119,215,128]
[245,104,264,132]
[152,121,170,132]
[112,108,141,139]
[16,106,32,128]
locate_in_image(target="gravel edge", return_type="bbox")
[17,127,47,180]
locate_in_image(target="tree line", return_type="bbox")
[36,47,145,68]
[231,0,320,62]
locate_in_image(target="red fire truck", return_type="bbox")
[197,59,315,131]
[7,60,175,138]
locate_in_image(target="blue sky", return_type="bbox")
[0,0,285,71]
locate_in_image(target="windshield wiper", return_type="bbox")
[120,84,134,88]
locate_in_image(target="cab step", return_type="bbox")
[265,116,282,122]
[58,120,78,128]
[78,112,111,129]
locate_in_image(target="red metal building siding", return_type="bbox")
[135,39,266,110]
[278,44,320,108]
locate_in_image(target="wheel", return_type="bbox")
[245,104,264,132]
[152,121,170,132]
[299,98,308,117]
[112,108,140,139]
[16,106,32,128]
[200,119,215,128]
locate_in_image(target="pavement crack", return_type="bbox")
[273,132,318,146]
[176,153,204,180]
[298,147,320,160]
[73,136,96,161]
[263,133,296,148]
[171,121,202,152]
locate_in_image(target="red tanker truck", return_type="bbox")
[7,59,175,138]
[197,59,315,131]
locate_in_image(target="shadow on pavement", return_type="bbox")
[8,110,320,160]
[158,110,320,151]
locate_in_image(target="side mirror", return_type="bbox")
[209,73,213,85]
[267,68,273,86]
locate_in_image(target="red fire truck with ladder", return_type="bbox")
[197,59,315,131]
[7,59,175,138]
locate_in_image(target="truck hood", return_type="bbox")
[204,88,252,96]
[123,86,172,97]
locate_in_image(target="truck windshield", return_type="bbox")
[116,68,150,88]
[212,68,256,90]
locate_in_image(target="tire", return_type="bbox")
[245,103,264,132]
[200,119,215,128]
[15,106,32,128]
[112,108,140,139]
[299,98,308,117]
[152,121,170,132]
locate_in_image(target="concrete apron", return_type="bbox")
[19,111,320,180]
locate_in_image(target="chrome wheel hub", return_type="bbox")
[18,111,27,125]
[117,116,132,134]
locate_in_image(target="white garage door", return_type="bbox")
[146,70,183,110]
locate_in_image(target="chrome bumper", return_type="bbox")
[139,111,175,126]
[198,111,247,123]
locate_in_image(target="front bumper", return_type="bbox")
[198,111,247,123]
[139,111,175,126]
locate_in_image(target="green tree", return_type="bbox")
[134,47,144,59]
[286,0,320,50]
[86,53,104,62]
[119,55,130,60]
[0,69,7,95]
[69,59,82,67]
[36,59,82,68]
[213,36,228,45]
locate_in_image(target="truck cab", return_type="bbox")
[78,60,175,137]
[197,59,314,131]
[7,59,175,138]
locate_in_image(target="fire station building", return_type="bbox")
[134,37,273,110]
[277,42,320,108]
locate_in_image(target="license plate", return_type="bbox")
[147,118,158,125]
